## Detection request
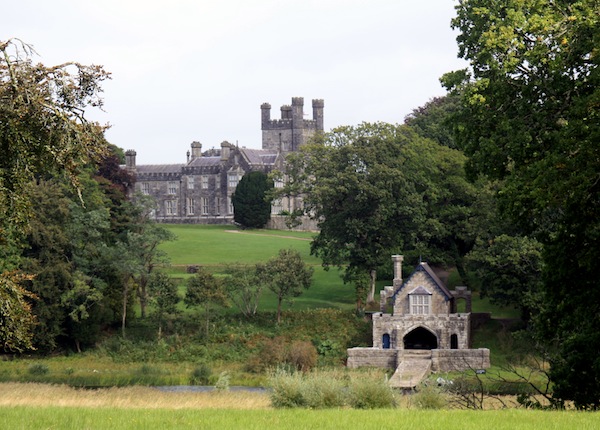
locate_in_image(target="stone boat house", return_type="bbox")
[123,97,323,229]
[347,255,490,388]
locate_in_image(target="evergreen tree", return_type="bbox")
[232,171,273,228]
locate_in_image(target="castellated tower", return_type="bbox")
[261,97,324,155]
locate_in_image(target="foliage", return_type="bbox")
[0,272,36,352]
[148,271,180,337]
[277,123,477,304]
[222,264,264,318]
[185,268,229,336]
[268,369,396,409]
[466,234,544,319]
[232,171,273,228]
[189,363,212,385]
[445,0,600,409]
[404,95,460,149]
[411,383,448,410]
[261,249,313,323]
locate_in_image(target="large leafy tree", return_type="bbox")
[445,0,600,409]
[278,123,476,304]
[0,39,110,351]
[232,171,273,228]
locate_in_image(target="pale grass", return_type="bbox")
[0,383,271,410]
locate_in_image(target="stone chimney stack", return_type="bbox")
[392,255,404,288]
[190,141,202,161]
[125,149,136,170]
[220,141,231,161]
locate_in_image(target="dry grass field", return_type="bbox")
[0,382,271,410]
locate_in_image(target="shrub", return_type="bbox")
[28,363,49,376]
[287,341,317,372]
[411,383,448,410]
[268,369,395,409]
[215,371,231,391]
[189,363,212,385]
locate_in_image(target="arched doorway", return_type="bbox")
[450,334,458,349]
[382,333,391,349]
[403,327,438,350]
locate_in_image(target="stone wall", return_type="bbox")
[346,348,398,369]
[431,348,490,372]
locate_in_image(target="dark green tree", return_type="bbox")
[404,95,460,149]
[445,0,600,409]
[262,249,313,324]
[232,171,273,228]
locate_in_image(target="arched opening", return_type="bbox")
[450,334,458,349]
[403,327,438,350]
[455,298,467,313]
[382,333,391,349]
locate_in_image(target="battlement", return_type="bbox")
[261,97,324,153]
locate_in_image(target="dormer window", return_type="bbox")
[409,286,432,315]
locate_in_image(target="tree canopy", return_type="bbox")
[445,0,600,409]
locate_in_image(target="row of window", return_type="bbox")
[141,174,285,196]
[165,198,234,216]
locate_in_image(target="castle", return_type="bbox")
[124,97,323,226]
[347,255,490,388]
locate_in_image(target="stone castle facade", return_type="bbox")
[124,97,323,225]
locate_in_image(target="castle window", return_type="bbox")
[274,178,284,188]
[141,182,150,195]
[168,181,178,195]
[228,173,239,188]
[187,177,194,190]
[408,286,432,315]
[216,197,221,215]
[187,198,195,215]
[201,175,209,189]
[202,197,209,215]
[165,200,177,215]
[228,197,234,214]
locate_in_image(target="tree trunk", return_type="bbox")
[121,279,129,338]
[276,295,283,324]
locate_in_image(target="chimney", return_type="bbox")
[392,255,404,287]
[125,149,136,170]
[220,141,231,161]
[190,141,202,160]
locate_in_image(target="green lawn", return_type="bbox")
[1,406,598,430]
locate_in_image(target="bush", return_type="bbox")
[189,363,212,385]
[287,341,317,372]
[28,363,49,376]
[411,383,448,409]
[268,369,396,409]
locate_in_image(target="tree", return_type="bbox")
[0,272,36,352]
[445,0,600,409]
[184,268,229,336]
[222,264,264,318]
[466,234,544,320]
[0,39,110,351]
[262,249,313,323]
[232,171,273,228]
[277,123,476,304]
[404,95,460,149]
[148,271,180,338]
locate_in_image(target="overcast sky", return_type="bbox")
[4,0,465,165]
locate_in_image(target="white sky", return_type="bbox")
[3,0,466,165]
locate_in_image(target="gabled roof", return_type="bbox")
[393,262,453,301]
[239,148,278,166]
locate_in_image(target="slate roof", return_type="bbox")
[394,262,453,301]
[240,148,278,165]
[135,164,185,174]
[187,157,222,168]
